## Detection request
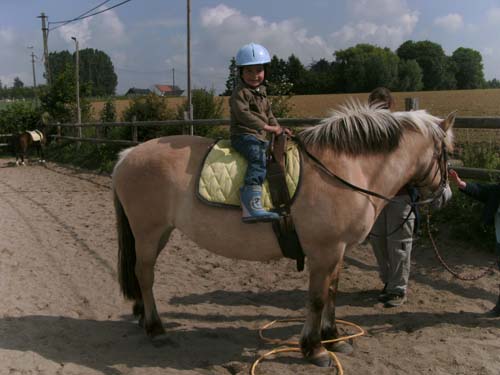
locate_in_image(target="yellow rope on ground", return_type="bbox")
[250,318,366,375]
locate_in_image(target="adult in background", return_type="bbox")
[368,87,419,307]
[449,169,500,316]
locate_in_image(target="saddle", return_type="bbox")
[266,134,305,271]
[197,136,305,271]
[197,139,301,209]
[26,130,44,142]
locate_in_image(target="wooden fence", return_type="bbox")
[0,133,12,148]
[49,116,500,181]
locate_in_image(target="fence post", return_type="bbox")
[132,116,138,143]
[405,97,419,111]
[57,124,61,144]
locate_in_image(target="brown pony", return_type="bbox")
[112,102,455,366]
[14,128,46,166]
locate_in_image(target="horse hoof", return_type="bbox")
[309,352,334,367]
[137,316,145,328]
[329,340,354,355]
[488,306,500,317]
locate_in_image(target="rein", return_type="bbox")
[293,135,447,208]
[425,211,494,281]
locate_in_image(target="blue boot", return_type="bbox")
[240,185,280,223]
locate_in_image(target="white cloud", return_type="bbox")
[0,28,15,45]
[487,7,500,24]
[483,47,494,57]
[199,4,332,64]
[57,8,126,49]
[349,0,412,20]
[434,13,464,32]
[331,14,418,49]
[331,0,418,49]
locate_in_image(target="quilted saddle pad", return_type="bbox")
[27,130,44,142]
[197,139,301,209]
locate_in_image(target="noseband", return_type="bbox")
[411,140,449,206]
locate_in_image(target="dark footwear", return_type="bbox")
[384,292,407,308]
[377,284,388,302]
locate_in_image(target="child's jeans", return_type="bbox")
[231,134,268,186]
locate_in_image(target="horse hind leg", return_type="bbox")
[115,191,173,340]
[134,228,173,341]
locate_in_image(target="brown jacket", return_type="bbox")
[230,78,279,141]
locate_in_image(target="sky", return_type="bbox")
[2,0,500,95]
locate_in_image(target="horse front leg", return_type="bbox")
[300,254,341,367]
[320,258,354,355]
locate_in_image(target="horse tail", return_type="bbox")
[114,188,142,301]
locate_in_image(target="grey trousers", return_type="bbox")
[369,195,415,295]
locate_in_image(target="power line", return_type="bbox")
[49,0,132,32]
[49,0,113,25]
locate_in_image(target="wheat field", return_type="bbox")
[92,89,500,144]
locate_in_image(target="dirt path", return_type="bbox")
[0,157,499,375]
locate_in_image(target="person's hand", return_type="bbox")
[449,169,466,189]
[283,127,293,136]
[264,124,283,135]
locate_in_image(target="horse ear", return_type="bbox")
[440,111,457,132]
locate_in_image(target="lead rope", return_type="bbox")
[426,211,494,281]
[250,318,365,375]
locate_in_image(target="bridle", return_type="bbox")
[293,135,450,208]
[409,140,450,206]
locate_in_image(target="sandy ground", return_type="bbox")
[1,157,499,375]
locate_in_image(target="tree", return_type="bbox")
[79,48,117,96]
[397,59,423,91]
[451,47,485,89]
[13,77,24,89]
[222,57,237,96]
[49,49,117,97]
[285,54,307,94]
[485,78,500,88]
[267,55,288,95]
[396,40,447,90]
[177,88,224,137]
[48,50,73,82]
[100,99,117,123]
[440,57,458,90]
[302,59,336,94]
[333,44,399,93]
[39,62,76,123]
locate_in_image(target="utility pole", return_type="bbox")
[37,12,50,85]
[186,0,193,135]
[172,68,175,88]
[28,46,37,88]
[71,37,82,148]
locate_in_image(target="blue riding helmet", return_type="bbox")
[235,43,271,66]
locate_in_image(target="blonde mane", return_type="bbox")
[298,100,451,155]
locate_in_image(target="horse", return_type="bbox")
[112,102,455,367]
[13,128,46,166]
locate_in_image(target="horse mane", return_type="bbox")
[298,100,450,155]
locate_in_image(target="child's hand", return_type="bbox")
[264,124,283,135]
[449,169,466,189]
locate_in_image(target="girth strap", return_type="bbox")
[267,133,305,271]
